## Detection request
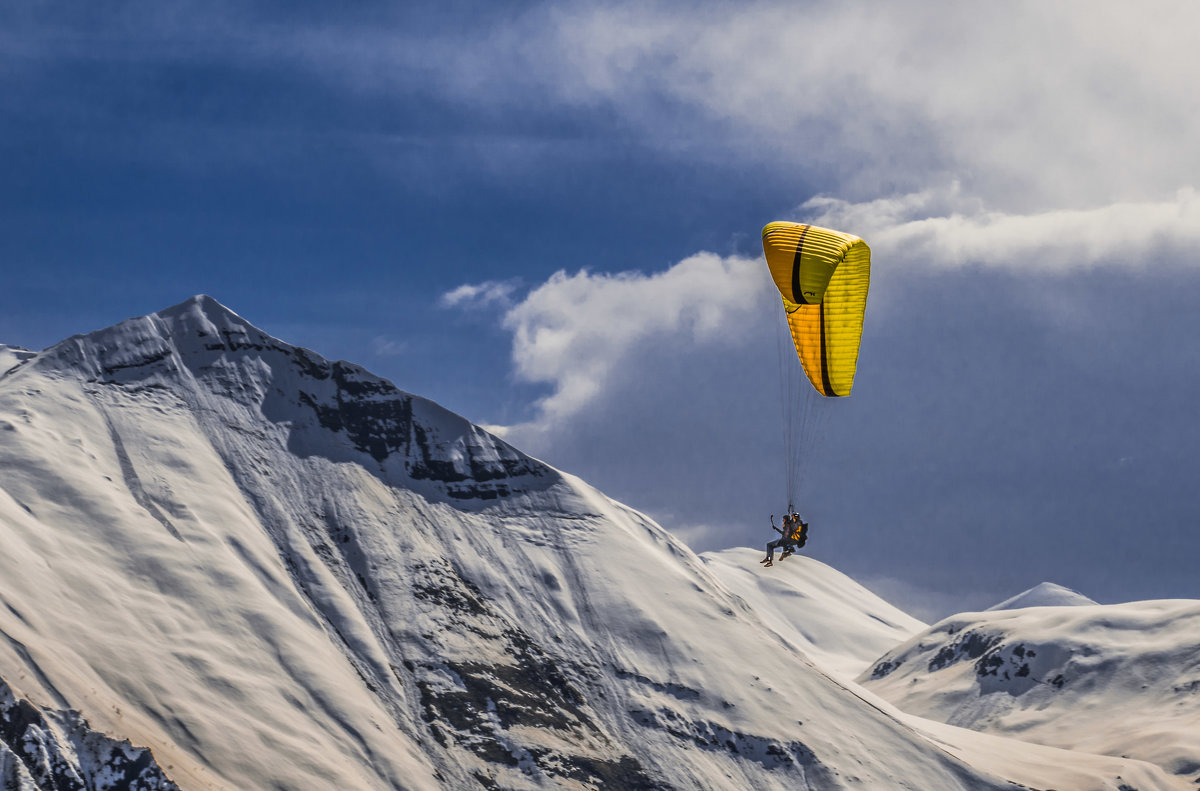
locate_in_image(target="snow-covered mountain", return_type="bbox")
[986,582,1098,610]
[0,296,1188,790]
[859,599,1200,778]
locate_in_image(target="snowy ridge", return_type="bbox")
[700,548,926,681]
[0,344,35,377]
[0,296,1188,790]
[22,295,548,503]
[987,582,1098,610]
[860,599,1200,778]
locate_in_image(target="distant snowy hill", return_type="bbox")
[860,599,1200,779]
[0,296,1187,790]
[987,582,1098,610]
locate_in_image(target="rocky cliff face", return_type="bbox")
[0,679,177,791]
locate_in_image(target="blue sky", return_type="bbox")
[3,0,1199,617]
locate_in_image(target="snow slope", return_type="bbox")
[0,296,1186,790]
[987,582,1098,610]
[700,548,926,680]
[860,600,1200,779]
[707,550,1190,790]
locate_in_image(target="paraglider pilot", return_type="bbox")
[761,511,808,567]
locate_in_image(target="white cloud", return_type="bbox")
[535,0,1200,207]
[438,280,520,310]
[495,253,768,439]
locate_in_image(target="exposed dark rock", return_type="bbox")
[0,679,178,791]
[407,561,667,789]
[629,705,835,785]
[870,658,902,679]
[929,630,1003,672]
[613,668,702,701]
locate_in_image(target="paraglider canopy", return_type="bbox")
[762,222,870,397]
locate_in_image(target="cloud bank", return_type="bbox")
[467,188,1199,448]
[808,187,1200,273]
[536,0,1200,206]
[15,1,1199,212]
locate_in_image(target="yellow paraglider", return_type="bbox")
[762,222,870,397]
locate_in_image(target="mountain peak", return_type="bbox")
[986,581,1098,611]
[154,293,258,335]
[17,296,551,502]
[25,293,285,384]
